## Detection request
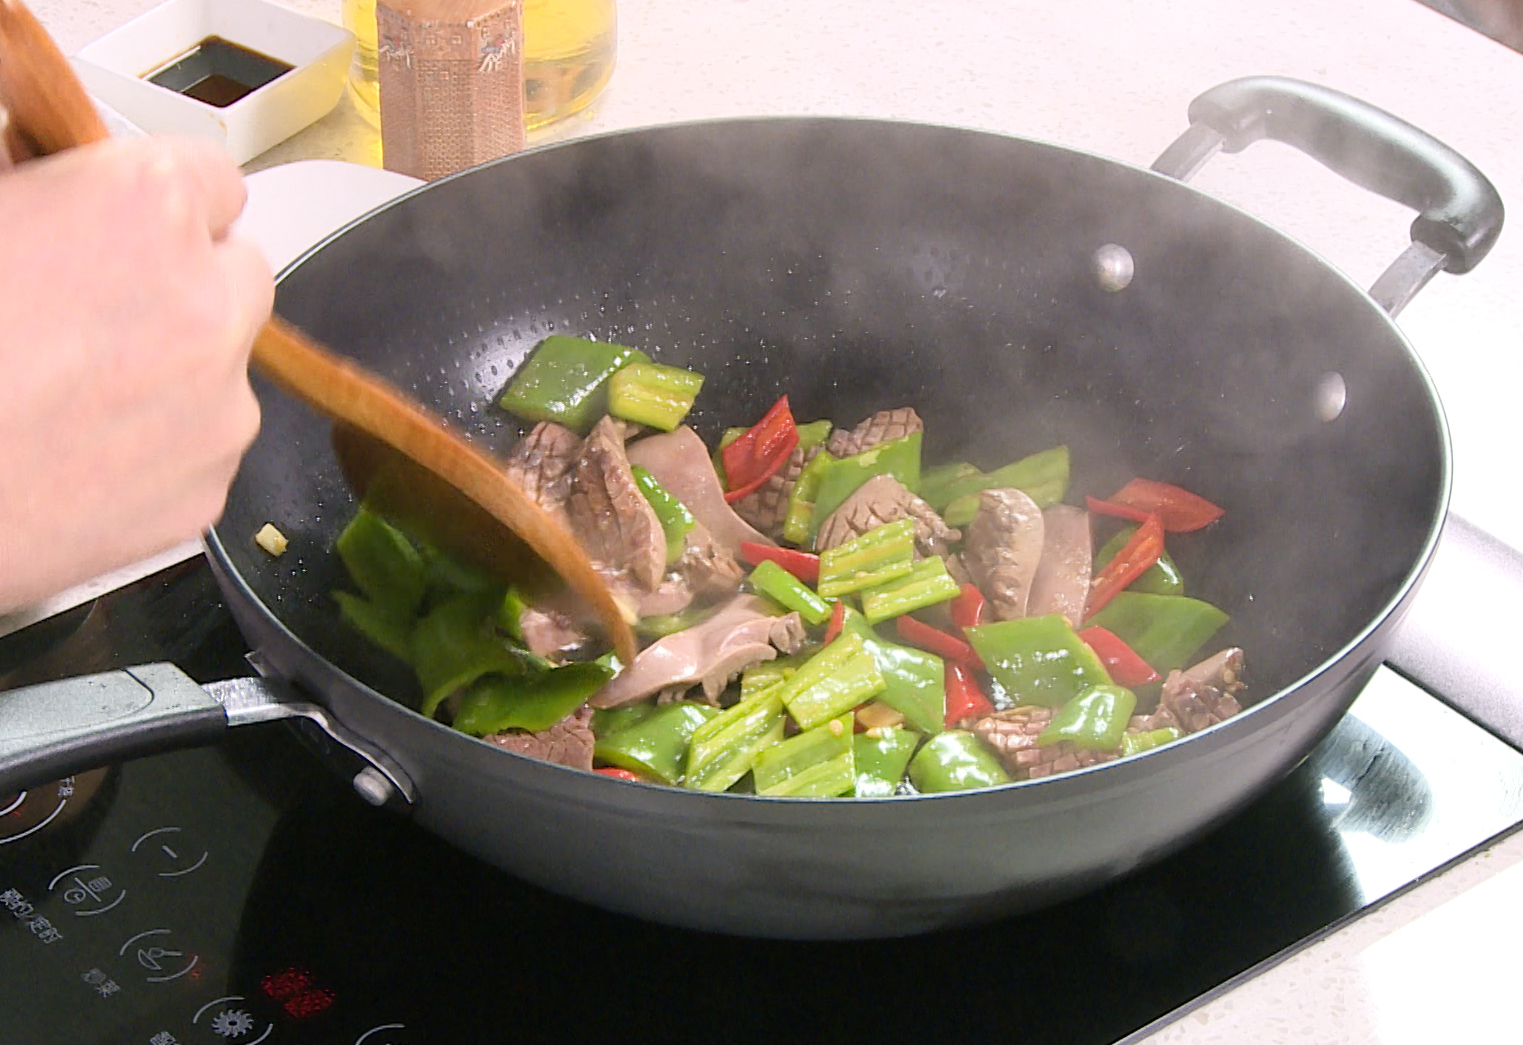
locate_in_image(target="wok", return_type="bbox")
[0,77,1510,938]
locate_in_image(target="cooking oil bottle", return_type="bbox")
[342,0,616,131]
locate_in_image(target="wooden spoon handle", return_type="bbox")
[0,0,638,663]
[0,0,109,151]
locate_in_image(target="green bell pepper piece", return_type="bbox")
[1121,726,1184,756]
[592,701,720,785]
[746,560,833,625]
[1038,684,1137,751]
[908,730,1011,792]
[917,461,980,508]
[1095,525,1185,596]
[854,726,922,797]
[452,662,614,736]
[684,690,787,792]
[411,592,529,718]
[776,631,885,730]
[498,335,643,434]
[591,702,659,738]
[333,590,413,662]
[964,614,1114,709]
[606,360,705,431]
[631,465,696,562]
[840,608,944,735]
[923,445,1069,513]
[782,447,837,546]
[336,508,427,616]
[1082,592,1229,675]
[859,555,961,624]
[817,518,916,597]
[752,714,856,797]
[808,431,923,543]
[636,604,719,640]
[740,652,808,698]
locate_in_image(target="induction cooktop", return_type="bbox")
[3,555,1522,1045]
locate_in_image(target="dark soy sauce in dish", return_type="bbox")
[145,36,293,107]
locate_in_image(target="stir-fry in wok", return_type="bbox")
[326,334,1244,796]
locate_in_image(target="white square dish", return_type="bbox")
[72,0,354,164]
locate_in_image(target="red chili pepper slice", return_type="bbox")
[594,767,644,782]
[1078,625,1161,687]
[722,395,799,503]
[738,541,820,584]
[1086,514,1165,617]
[1107,478,1224,533]
[896,615,981,667]
[949,582,987,630]
[1085,495,1153,525]
[822,600,846,644]
[944,662,994,729]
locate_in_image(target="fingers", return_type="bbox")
[148,135,249,239]
[216,230,276,360]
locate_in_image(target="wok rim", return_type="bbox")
[206,113,1455,805]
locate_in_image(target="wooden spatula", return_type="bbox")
[0,0,637,664]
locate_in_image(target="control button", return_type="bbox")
[49,863,127,916]
[355,1025,409,1045]
[131,826,210,877]
[193,996,273,1043]
[118,928,199,982]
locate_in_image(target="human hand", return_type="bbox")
[0,135,272,611]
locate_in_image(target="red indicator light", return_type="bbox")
[284,987,335,1018]
[261,966,335,1020]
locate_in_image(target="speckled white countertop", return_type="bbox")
[32,0,1523,1040]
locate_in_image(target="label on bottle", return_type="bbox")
[376,0,526,181]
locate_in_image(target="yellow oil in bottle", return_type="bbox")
[342,0,616,131]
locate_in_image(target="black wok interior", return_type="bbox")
[217,118,1446,717]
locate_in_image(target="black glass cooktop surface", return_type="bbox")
[3,558,1523,1045]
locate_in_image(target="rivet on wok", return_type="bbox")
[353,766,395,807]
[1093,244,1134,292]
[1315,372,1348,422]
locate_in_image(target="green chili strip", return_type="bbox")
[1081,593,1229,674]
[908,731,1011,792]
[782,448,837,546]
[410,592,531,718]
[591,702,659,739]
[839,608,945,735]
[684,690,787,792]
[453,662,614,736]
[336,508,427,616]
[740,652,807,698]
[777,632,886,730]
[752,714,856,797]
[1037,684,1137,751]
[854,726,922,797]
[631,464,696,562]
[1121,726,1184,756]
[637,604,719,640]
[606,361,705,431]
[859,555,962,624]
[964,614,1113,709]
[1096,525,1185,596]
[498,335,643,433]
[922,444,1069,513]
[592,701,720,785]
[917,461,981,508]
[746,560,833,625]
[808,432,923,542]
[333,590,413,662]
[817,518,916,598]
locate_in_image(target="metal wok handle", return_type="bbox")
[0,664,414,808]
[1151,76,1505,315]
